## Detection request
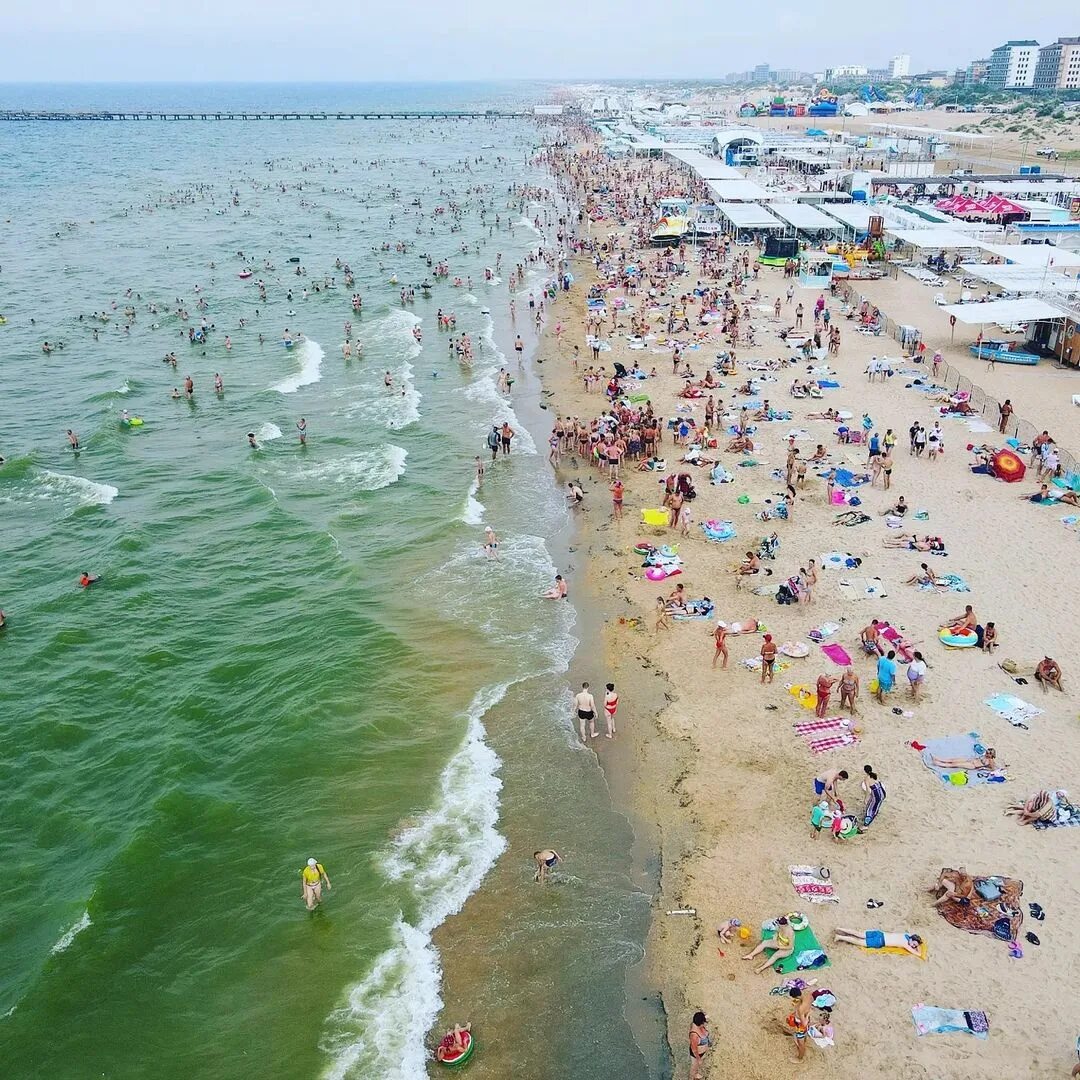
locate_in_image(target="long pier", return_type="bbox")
[0,109,533,122]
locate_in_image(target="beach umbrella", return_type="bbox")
[991,448,1025,483]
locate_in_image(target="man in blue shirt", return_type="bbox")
[875,650,897,704]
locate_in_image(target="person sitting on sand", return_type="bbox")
[931,868,977,908]
[435,1023,472,1062]
[881,496,908,517]
[806,408,840,421]
[903,562,935,587]
[981,621,999,652]
[940,604,976,634]
[1035,656,1063,692]
[726,434,754,453]
[860,619,884,656]
[736,550,762,576]
[931,747,998,771]
[833,928,923,956]
[741,916,794,974]
[809,443,828,462]
[666,583,689,614]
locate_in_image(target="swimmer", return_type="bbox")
[171,388,181,399]
[384,371,393,388]
[66,429,80,451]
[299,857,331,910]
[214,373,223,393]
[435,1023,472,1063]
[297,417,307,445]
[533,849,562,882]
[247,432,259,449]
[78,572,100,589]
[482,526,500,560]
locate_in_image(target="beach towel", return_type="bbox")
[863,577,887,598]
[861,938,927,959]
[819,551,859,571]
[793,717,848,737]
[837,579,879,600]
[911,1005,989,1039]
[808,731,859,754]
[936,871,1023,944]
[984,693,1042,729]
[834,468,869,488]
[1033,790,1080,829]
[919,733,1007,786]
[761,922,830,974]
[788,684,817,710]
[919,573,970,592]
[879,624,914,662]
[821,644,852,666]
[807,622,840,642]
[789,865,838,905]
[742,657,791,674]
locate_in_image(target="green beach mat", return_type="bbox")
[761,923,830,974]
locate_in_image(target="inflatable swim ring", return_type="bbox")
[787,913,809,931]
[633,542,655,557]
[238,271,253,279]
[938,627,977,648]
[439,1031,475,1068]
[123,417,144,427]
[646,566,679,581]
[659,545,679,558]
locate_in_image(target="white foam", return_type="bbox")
[518,216,543,239]
[271,338,324,394]
[39,471,118,506]
[256,422,283,442]
[461,478,485,525]
[462,293,478,305]
[321,684,510,1080]
[291,445,407,490]
[50,911,91,955]
[116,380,131,395]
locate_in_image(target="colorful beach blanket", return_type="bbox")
[936,871,1023,944]
[919,573,970,592]
[793,716,859,754]
[984,693,1042,729]
[911,1005,989,1039]
[761,921,830,974]
[789,865,838,905]
[821,644,852,666]
[807,622,841,642]
[919,733,1007,786]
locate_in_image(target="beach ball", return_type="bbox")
[949,771,968,786]
[738,926,751,940]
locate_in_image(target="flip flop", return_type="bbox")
[1025,932,1040,946]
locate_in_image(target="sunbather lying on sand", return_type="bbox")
[931,748,998,771]
[883,534,945,552]
[833,929,923,955]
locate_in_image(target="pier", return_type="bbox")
[0,109,532,123]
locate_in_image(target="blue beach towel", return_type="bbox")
[919,733,1007,786]
[911,1005,989,1039]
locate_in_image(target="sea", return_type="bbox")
[0,83,663,1079]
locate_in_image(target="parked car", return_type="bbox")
[1036,146,1058,158]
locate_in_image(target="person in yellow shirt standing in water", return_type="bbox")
[300,857,331,910]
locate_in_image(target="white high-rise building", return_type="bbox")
[889,54,911,78]
[987,41,1040,88]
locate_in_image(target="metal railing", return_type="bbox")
[833,281,1078,478]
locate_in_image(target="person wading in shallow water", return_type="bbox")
[299,858,331,910]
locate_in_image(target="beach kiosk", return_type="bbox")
[799,251,835,288]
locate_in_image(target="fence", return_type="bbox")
[833,281,1078,480]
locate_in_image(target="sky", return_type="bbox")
[3,1,1074,82]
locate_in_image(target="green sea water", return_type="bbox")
[0,84,658,1079]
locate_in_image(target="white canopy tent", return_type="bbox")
[959,263,1080,294]
[713,202,785,231]
[974,180,1080,197]
[886,227,985,250]
[941,298,1067,325]
[768,202,843,234]
[705,178,777,202]
[818,203,873,235]
[665,148,744,180]
[972,243,1080,269]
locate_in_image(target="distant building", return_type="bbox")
[1035,37,1080,89]
[752,63,772,84]
[773,68,801,84]
[825,65,869,80]
[987,40,1040,89]
[911,70,953,88]
[889,54,911,78]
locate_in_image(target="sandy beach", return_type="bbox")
[531,145,1080,1079]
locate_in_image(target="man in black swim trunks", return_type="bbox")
[574,682,597,741]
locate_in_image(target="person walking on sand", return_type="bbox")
[610,478,623,520]
[603,682,619,738]
[712,621,729,669]
[760,634,777,683]
[533,849,562,882]
[689,1012,711,1080]
[654,595,671,634]
[574,682,597,741]
[300,857,331,910]
[875,650,897,704]
[907,650,927,701]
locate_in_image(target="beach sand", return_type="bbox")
[530,158,1080,1078]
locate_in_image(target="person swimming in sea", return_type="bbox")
[533,849,562,882]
